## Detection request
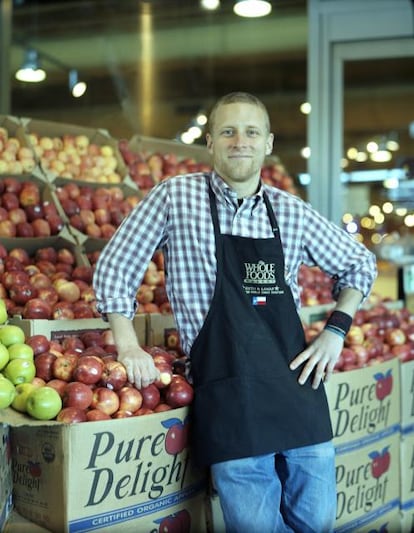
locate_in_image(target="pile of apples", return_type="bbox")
[304,304,414,372]
[0,177,65,238]
[0,243,98,320]
[118,140,212,194]
[299,265,335,306]
[0,315,193,423]
[0,127,36,175]
[55,182,140,240]
[27,132,124,184]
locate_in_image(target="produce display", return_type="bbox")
[0,177,64,238]
[0,319,193,422]
[0,125,36,175]
[303,304,414,371]
[27,132,124,184]
[54,181,140,240]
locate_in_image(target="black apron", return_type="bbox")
[189,183,333,467]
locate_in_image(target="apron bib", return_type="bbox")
[189,183,333,466]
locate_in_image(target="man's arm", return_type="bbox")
[290,287,363,389]
[107,313,159,390]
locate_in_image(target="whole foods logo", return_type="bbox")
[331,368,394,439]
[84,415,191,507]
[336,446,391,520]
[244,260,276,285]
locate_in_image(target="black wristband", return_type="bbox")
[324,310,353,337]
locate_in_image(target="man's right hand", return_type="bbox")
[118,346,160,390]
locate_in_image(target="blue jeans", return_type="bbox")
[210,441,336,533]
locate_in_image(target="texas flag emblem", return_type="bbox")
[252,296,267,306]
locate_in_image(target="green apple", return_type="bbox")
[0,376,16,409]
[3,358,36,385]
[8,343,34,361]
[0,299,7,325]
[0,343,9,370]
[26,386,62,420]
[0,325,25,347]
[11,382,37,412]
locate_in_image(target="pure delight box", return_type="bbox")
[0,423,13,532]
[2,407,208,533]
[325,358,401,448]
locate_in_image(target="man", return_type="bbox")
[94,92,377,532]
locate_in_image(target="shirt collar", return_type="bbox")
[210,171,265,207]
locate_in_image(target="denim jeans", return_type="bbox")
[210,440,336,533]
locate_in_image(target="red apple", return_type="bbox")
[99,360,127,391]
[35,247,57,263]
[117,385,143,414]
[23,298,52,319]
[56,406,87,424]
[140,383,161,410]
[385,328,407,346]
[91,387,120,415]
[86,408,112,421]
[165,378,194,407]
[73,355,104,385]
[63,381,93,410]
[26,334,50,356]
[9,283,38,305]
[31,219,51,237]
[34,352,58,382]
[45,378,67,398]
[52,353,77,382]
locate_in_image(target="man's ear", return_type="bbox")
[265,133,274,155]
[206,133,213,152]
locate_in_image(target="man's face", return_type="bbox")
[206,102,273,188]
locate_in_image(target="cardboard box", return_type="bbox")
[334,431,401,531]
[6,315,146,347]
[401,508,414,533]
[0,423,13,532]
[4,510,51,532]
[146,313,178,347]
[401,429,414,514]
[2,407,207,533]
[401,360,414,431]
[325,358,401,449]
[334,507,402,533]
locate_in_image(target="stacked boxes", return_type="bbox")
[400,360,414,531]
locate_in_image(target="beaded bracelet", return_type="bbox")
[324,310,353,340]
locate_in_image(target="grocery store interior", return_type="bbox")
[1,1,414,532]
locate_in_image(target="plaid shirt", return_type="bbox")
[94,172,377,355]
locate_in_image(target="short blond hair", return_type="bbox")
[208,92,271,134]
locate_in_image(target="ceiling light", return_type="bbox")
[69,69,87,98]
[233,1,272,18]
[300,102,311,115]
[15,49,46,83]
[370,146,392,163]
[201,0,220,9]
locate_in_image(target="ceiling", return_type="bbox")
[6,0,414,177]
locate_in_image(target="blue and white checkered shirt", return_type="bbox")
[93,172,377,355]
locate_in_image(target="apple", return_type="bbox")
[73,355,104,385]
[56,406,88,424]
[86,408,112,421]
[34,352,58,382]
[0,343,10,370]
[8,342,34,361]
[99,359,127,391]
[11,382,37,412]
[0,376,16,409]
[63,381,94,410]
[165,378,194,408]
[385,328,407,346]
[153,363,173,388]
[26,334,50,356]
[0,324,25,346]
[0,298,8,324]
[91,387,120,415]
[140,383,161,410]
[52,353,77,382]
[26,386,62,420]
[46,378,67,398]
[3,358,36,385]
[23,298,53,319]
[117,385,143,414]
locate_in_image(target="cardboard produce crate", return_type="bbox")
[0,423,13,532]
[334,431,401,532]
[325,358,401,448]
[2,407,208,533]
[400,429,414,531]
[401,359,414,431]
